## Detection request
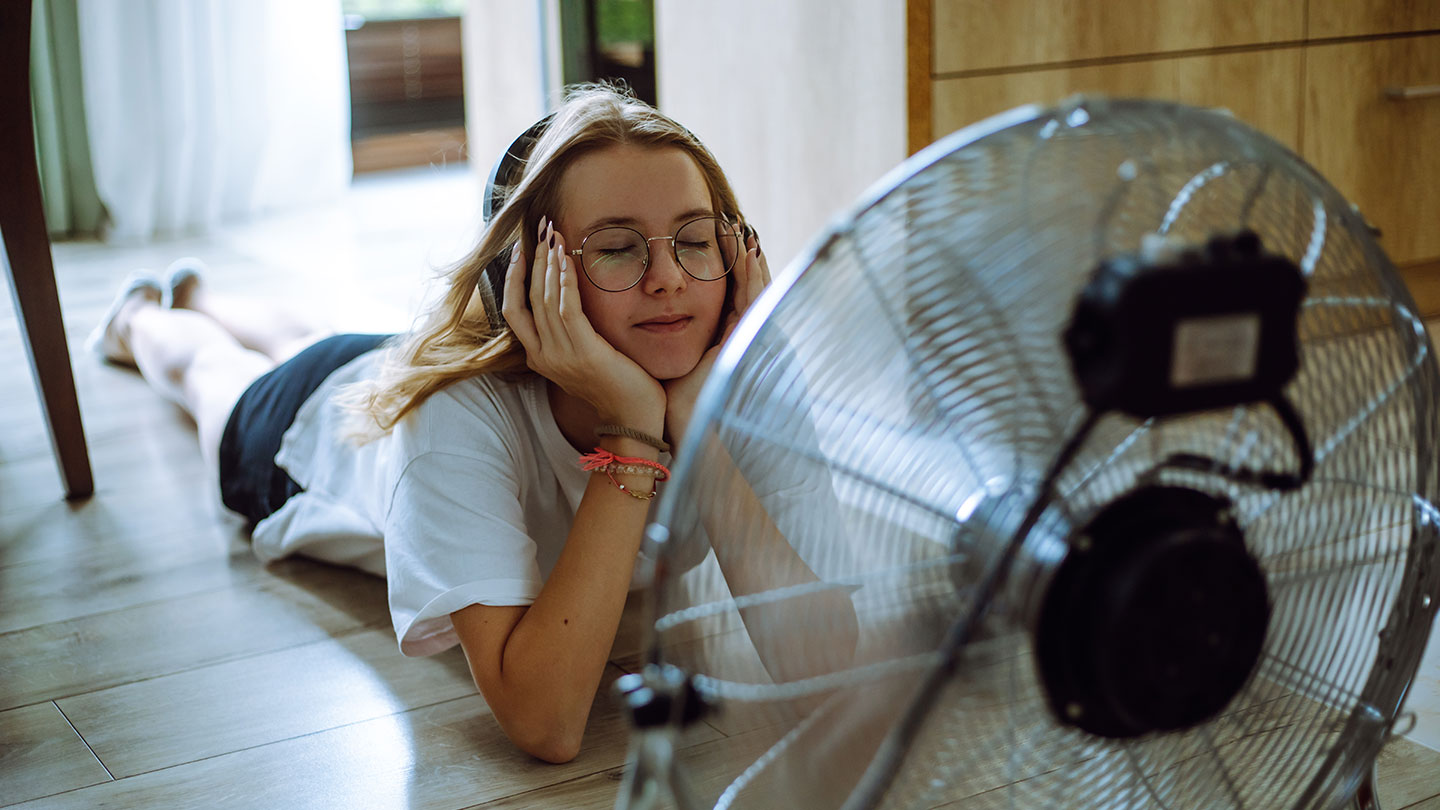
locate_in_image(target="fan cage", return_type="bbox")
[636,98,1440,810]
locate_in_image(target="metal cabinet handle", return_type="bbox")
[1384,85,1440,100]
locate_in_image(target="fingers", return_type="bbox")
[730,238,751,312]
[752,234,772,285]
[556,242,586,331]
[502,246,539,349]
[544,222,576,354]
[733,233,768,316]
[521,215,583,363]
[529,218,554,337]
[544,223,561,320]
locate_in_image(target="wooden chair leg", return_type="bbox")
[0,0,94,500]
[0,237,93,500]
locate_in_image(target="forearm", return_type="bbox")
[695,437,860,682]
[479,436,660,761]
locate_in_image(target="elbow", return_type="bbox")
[486,693,585,763]
[509,724,583,764]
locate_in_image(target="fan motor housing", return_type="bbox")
[1034,486,1270,739]
[1064,231,1306,419]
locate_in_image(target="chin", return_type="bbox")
[640,352,705,381]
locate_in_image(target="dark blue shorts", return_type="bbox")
[218,333,392,525]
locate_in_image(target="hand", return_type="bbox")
[503,217,665,429]
[664,232,771,444]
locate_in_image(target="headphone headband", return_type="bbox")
[483,113,556,225]
[480,114,555,313]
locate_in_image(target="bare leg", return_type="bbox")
[171,274,332,364]
[113,296,274,473]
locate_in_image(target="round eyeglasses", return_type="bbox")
[568,215,742,292]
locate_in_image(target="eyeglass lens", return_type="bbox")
[581,216,740,291]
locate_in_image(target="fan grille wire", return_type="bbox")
[640,99,1440,810]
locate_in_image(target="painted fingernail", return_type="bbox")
[509,247,522,264]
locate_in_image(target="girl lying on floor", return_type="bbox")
[92,83,857,763]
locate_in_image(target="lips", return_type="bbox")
[635,314,693,333]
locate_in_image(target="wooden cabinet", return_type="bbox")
[1308,0,1440,39]
[1303,35,1440,266]
[933,0,1302,73]
[933,48,1304,153]
[914,0,1440,309]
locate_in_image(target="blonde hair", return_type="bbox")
[342,83,745,440]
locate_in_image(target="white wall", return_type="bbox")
[655,0,907,273]
[461,1,559,197]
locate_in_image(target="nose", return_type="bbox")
[642,238,688,295]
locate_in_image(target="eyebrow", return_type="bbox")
[580,207,717,233]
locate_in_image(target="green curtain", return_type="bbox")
[30,0,102,238]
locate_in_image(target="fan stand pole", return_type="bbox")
[838,411,1104,810]
[1351,764,1381,810]
[615,727,706,810]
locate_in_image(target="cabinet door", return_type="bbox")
[932,48,1302,152]
[1308,0,1440,39]
[1303,35,1440,266]
[933,0,1302,73]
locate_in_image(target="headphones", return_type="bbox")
[479,112,756,314]
[481,113,556,312]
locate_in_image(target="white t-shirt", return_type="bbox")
[251,350,665,656]
[250,347,845,660]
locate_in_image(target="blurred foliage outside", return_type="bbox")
[595,0,652,47]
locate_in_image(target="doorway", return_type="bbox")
[343,0,467,173]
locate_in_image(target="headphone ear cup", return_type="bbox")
[482,114,555,318]
[484,244,513,314]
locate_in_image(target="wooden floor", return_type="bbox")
[2,166,1440,809]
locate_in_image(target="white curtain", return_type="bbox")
[77,1,352,243]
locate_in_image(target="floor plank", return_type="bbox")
[0,546,277,635]
[10,668,715,810]
[466,725,787,810]
[0,703,112,805]
[1377,736,1440,809]
[1407,610,1440,752]
[57,628,476,778]
[0,473,244,572]
[0,561,389,712]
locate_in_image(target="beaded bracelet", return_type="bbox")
[578,448,671,480]
[599,462,663,477]
[578,448,671,500]
[595,424,670,453]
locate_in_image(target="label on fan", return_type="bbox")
[1170,313,1260,388]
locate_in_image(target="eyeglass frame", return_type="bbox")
[566,215,746,293]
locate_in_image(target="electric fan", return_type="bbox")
[612,97,1440,810]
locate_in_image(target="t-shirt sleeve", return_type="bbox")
[384,411,542,657]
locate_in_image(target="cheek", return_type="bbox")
[695,281,728,331]
[575,282,627,342]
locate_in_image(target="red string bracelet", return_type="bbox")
[578,448,671,499]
